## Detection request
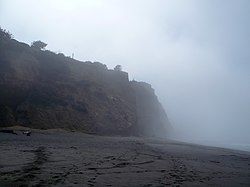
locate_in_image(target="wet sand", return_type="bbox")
[0,130,249,186]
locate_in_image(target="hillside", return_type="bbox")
[0,29,171,137]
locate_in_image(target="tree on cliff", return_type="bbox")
[114,65,122,71]
[0,27,13,40]
[31,40,47,50]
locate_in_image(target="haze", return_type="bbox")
[0,0,249,151]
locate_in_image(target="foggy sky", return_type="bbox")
[1,0,250,148]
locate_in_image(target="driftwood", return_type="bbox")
[0,129,17,135]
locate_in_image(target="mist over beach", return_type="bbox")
[1,0,249,150]
[0,0,250,186]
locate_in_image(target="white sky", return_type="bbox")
[1,0,250,147]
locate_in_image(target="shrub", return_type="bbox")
[114,65,122,71]
[31,40,47,50]
[0,27,13,40]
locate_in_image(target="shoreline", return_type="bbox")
[2,126,250,153]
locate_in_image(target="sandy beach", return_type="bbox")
[0,130,249,186]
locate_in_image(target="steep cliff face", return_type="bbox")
[0,32,170,137]
[131,81,171,138]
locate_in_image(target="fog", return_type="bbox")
[1,0,250,150]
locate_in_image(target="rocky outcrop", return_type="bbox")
[0,30,171,137]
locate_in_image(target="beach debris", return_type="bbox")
[70,146,77,149]
[23,130,32,136]
[0,129,17,135]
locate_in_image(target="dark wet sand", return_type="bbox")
[0,130,249,186]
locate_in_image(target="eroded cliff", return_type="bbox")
[0,31,171,137]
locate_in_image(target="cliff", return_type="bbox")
[0,29,171,137]
[131,81,170,138]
